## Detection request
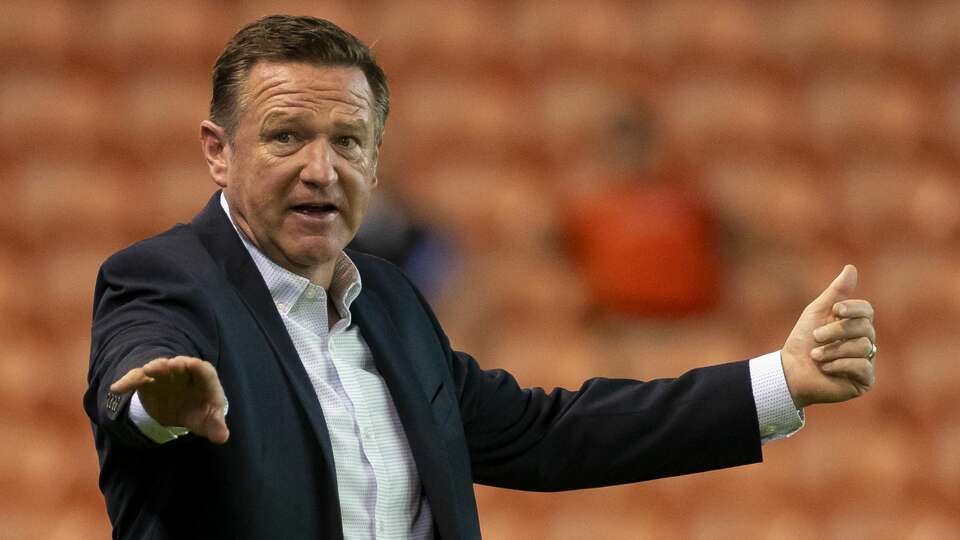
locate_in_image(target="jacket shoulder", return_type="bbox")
[101,223,208,274]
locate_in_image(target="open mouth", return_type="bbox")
[291,203,338,217]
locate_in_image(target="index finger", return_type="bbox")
[833,300,874,320]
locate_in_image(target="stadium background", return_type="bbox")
[1,0,958,538]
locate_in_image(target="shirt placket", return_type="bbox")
[290,289,379,536]
[329,329,398,537]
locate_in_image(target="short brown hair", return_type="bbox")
[211,15,389,142]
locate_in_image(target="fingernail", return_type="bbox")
[811,347,823,360]
[835,304,846,316]
[813,328,825,342]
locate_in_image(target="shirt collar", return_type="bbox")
[219,193,362,320]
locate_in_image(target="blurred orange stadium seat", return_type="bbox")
[0,0,72,64]
[91,0,228,70]
[660,70,797,159]
[804,68,931,158]
[704,153,835,247]
[0,71,107,158]
[897,0,960,75]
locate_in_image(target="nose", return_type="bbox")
[298,139,338,187]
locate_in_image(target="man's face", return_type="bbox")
[208,61,379,284]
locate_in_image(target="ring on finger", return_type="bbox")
[866,342,877,361]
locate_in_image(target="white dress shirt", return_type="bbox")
[235,221,433,539]
[128,193,804,537]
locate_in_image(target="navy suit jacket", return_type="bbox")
[85,192,763,539]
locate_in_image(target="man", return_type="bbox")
[85,15,878,540]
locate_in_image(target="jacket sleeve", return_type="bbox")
[453,352,763,491]
[84,243,220,448]
[402,276,764,491]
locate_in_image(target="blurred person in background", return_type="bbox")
[84,15,879,539]
[563,107,721,318]
[348,186,456,301]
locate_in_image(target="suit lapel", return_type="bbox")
[352,289,461,540]
[191,193,340,499]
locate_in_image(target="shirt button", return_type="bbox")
[305,286,317,299]
[377,522,385,534]
[275,303,284,311]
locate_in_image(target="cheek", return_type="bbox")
[346,182,373,224]
[248,164,296,215]
[241,188,287,235]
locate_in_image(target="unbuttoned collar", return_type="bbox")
[219,193,362,323]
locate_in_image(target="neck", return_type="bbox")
[231,211,335,289]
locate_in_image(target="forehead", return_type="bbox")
[239,61,374,124]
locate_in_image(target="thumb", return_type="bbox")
[207,415,230,445]
[197,406,230,445]
[810,264,858,311]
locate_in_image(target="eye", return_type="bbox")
[274,131,295,144]
[334,136,359,149]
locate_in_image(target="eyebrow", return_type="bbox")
[332,119,369,136]
[259,112,370,137]
[260,111,308,131]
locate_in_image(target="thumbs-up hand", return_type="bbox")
[781,265,877,409]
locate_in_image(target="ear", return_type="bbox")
[200,120,231,188]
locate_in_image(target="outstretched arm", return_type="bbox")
[85,242,223,447]
[444,265,877,490]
